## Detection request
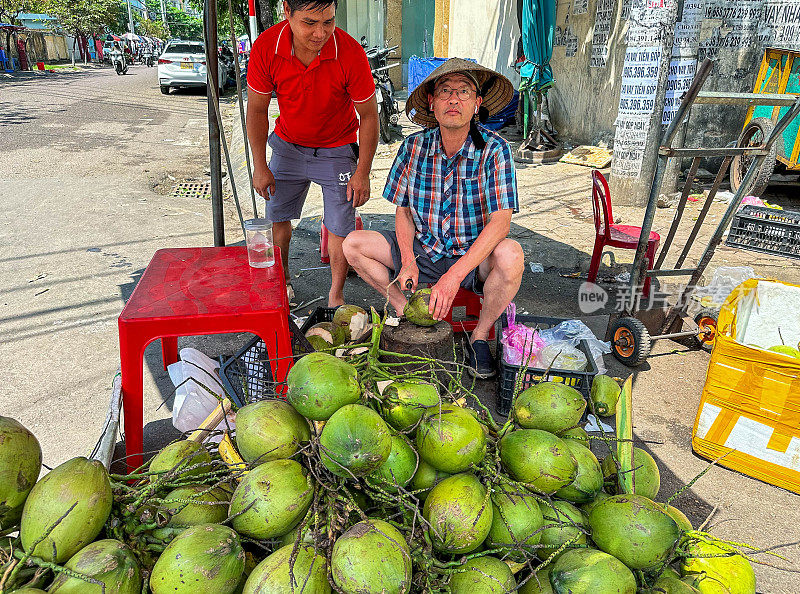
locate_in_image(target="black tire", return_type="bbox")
[730,117,779,196]
[611,317,651,367]
[694,308,720,353]
[379,107,392,143]
[160,85,170,95]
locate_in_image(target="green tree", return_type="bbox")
[44,0,122,63]
[0,0,47,54]
[144,0,202,39]
[135,14,168,39]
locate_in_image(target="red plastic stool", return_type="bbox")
[118,247,293,472]
[321,213,363,264]
[426,285,495,339]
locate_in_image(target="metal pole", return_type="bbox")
[126,0,135,33]
[205,0,224,246]
[160,0,168,27]
[248,0,258,42]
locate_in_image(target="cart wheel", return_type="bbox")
[611,317,651,367]
[694,308,720,352]
[730,117,780,196]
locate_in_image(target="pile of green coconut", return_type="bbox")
[0,305,764,593]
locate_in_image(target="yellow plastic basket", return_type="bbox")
[693,279,800,493]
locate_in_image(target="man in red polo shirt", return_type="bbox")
[246,0,379,306]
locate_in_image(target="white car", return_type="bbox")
[157,40,225,94]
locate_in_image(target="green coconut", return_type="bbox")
[602,447,661,499]
[229,459,313,539]
[404,288,437,326]
[559,425,590,444]
[368,432,418,493]
[149,440,213,480]
[381,381,440,431]
[518,568,554,594]
[416,404,486,473]
[331,519,412,594]
[514,382,587,434]
[286,352,362,420]
[20,457,112,563]
[332,304,369,342]
[305,321,344,349]
[680,538,756,594]
[449,555,517,593]
[500,429,577,494]
[161,484,230,527]
[550,547,637,593]
[8,589,47,593]
[662,504,693,532]
[409,459,451,501]
[422,473,493,554]
[580,491,612,515]
[767,344,800,359]
[589,493,681,570]
[555,439,603,504]
[235,399,310,465]
[590,374,622,416]
[243,543,330,593]
[485,485,544,560]
[0,416,42,530]
[150,524,244,594]
[49,539,142,594]
[537,499,588,561]
[320,404,392,477]
[646,569,701,593]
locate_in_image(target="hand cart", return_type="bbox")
[608,58,800,366]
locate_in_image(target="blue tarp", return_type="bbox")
[408,56,476,94]
[484,90,520,131]
[520,0,555,92]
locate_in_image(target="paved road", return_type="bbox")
[1,64,220,462]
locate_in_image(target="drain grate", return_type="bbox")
[171,181,211,199]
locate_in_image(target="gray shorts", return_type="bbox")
[377,230,483,294]
[267,133,358,237]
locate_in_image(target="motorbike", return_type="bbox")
[111,48,128,75]
[143,47,154,67]
[361,37,401,143]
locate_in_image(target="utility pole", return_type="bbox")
[160,0,168,28]
[126,0,135,33]
[205,0,224,246]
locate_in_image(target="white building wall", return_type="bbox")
[446,0,521,86]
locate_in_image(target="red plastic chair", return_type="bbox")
[118,247,293,472]
[588,170,660,297]
[425,285,495,340]
[321,213,363,264]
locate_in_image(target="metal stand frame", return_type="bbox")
[611,58,800,364]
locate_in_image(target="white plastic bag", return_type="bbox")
[538,319,610,374]
[168,348,227,436]
[536,341,588,371]
[692,266,756,309]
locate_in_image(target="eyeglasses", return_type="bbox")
[434,86,476,101]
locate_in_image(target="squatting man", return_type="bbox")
[344,58,525,379]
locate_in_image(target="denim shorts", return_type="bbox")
[377,230,483,294]
[267,133,358,237]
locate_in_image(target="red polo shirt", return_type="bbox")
[247,21,375,148]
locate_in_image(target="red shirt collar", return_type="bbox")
[275,20,338,62]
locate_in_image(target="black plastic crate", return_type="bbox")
[495,313,599,417]
[725,205,800,260]
[219,309,335,407]
[219,336,277,407]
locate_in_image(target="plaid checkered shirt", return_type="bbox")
[382,124,519,261]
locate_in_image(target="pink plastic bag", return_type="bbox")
[501,303,545,366]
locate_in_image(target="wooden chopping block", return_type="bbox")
[381,320,455,383]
